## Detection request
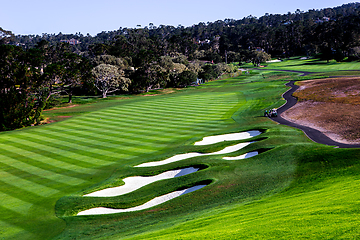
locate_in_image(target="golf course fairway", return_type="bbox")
[1,60,360,239]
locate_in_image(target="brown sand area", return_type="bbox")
[282,77,360,144]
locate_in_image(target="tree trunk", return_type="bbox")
[102,91,107,98]
[146,85,152,92]
[68,93,72,103]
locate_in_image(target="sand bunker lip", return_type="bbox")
[84,167,199,197]
[194,130,261,146]
[223,151,258,160]
[135,142,253,167]
[77,184,207,216]
[77,131,262,216]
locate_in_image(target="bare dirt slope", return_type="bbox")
[282,77,360,144]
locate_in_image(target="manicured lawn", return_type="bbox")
[264,57,360,72]
[1,65,360,239]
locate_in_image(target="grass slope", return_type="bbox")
[0,65,359,239]
[126,146,360,239]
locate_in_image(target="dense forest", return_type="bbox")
[4,3,360,59]
[1,3,360,131]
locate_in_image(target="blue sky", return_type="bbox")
[1,0,355,36]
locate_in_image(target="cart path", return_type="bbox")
[272,80,360,148]
[252,68,360,148]
[255,68,360,148]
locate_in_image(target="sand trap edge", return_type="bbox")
[223,151,258,160]
[77,184,207,216]
[194,130,262,146]
[84,167,199,197]
[135,142,253,167]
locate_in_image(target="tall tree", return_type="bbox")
[0,45,44,130]
[251,50,271,66]
[62,53,93,103]
[92,64,131,98]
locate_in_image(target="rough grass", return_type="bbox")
[294,77,360,104]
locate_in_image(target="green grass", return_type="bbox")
[1,66,360,239]
[127,147,360,239]
[264,57,360,73]
[242,57,360,76]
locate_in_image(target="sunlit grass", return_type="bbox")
[265,57,360,72]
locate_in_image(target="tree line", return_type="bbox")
[4,3,360,59]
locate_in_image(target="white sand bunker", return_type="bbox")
[135,142,253,167]
[84,167,199,197]
[223,151,258,160]
[77,184,206,216]
[194,130,261,146]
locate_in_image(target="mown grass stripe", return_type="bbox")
[73,112,224,124]
[64,114,228,132]
[10,134,133,162]
[0,159,84,188]
[103,106,237,115]
[66,120,222,134]
[33,128,169,151]
[0,173,59,197]
[48,124,185,142]
[98,108,235,120]
[59,99,235,123]
[103,103,235,110]
[83,99,239,115]
[64,120,220,137]
[53,123,224,147]
[37,126,174,148]
[2,139,140,166]
[0,143,101,169]
[0,148,94,181]
[0,192,33,215]
[0,219,29,240]
[76,113,221,125]
[102,96,238,109]
[77,111,229,125]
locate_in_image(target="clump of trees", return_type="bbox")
[0,42,93,131]
[0,45,42,130]
[251,51,271,66]
[0,38,238,131]
[6,3,360,62]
